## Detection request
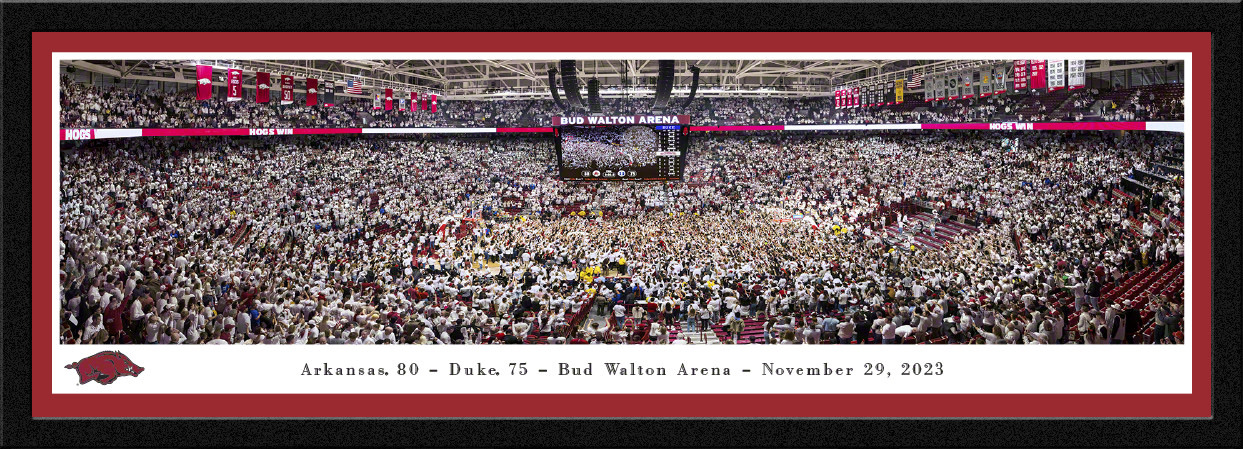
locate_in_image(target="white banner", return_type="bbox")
[1048,60,1066,90]
[1068,59,1087,88]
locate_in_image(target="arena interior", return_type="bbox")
[57,59,1186,345]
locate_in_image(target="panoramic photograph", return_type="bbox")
[57,58,1186,347]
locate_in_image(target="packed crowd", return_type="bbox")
[57,127,1185,346]
[60,77,1184,130]
[1100,88,1185,122]
[560,126,660,169]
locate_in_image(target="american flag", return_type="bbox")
[908,73,923,88]
[344,79,362,94]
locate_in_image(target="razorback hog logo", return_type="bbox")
[258,83,270,90]
[308,88,318,94]
[65,351,144,385]
[197,78,211,85]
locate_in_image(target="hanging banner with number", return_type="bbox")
[226,69,243,102]
[280,75,294,104]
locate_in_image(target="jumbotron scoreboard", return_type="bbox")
[554,115,690,181]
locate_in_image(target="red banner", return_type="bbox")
[226,69,243,102]
[1013,60,1029,91]
[429,94,438,113]
[384,89,393,111]
[411,92,419,111]
[1029,60,1047,90]
[420,93,428,111]
[280,75,294,104]
[852,87,860,108]
[306,78,318,106]
[195,65,213,100]
[256,72,271,103]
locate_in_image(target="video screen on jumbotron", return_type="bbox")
[555,116,689,181]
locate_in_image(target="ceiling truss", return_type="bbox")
[61,59,1176,100]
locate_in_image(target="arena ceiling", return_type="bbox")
[61,59,1173,100]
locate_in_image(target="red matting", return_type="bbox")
[32,32,1212,418]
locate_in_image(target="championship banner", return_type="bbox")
[852,87,860,108]
[399,95,407,111]
[421,93,428,110]
[373,92,382,110]
[1013,60,1029,91]
[992,65,1007,93]
[256,72,271,103]
[948,73,960,99]
[1029,60,1047,90]
[226,69,243,102]
[1047,60,1065,90]
[1068,60,1086,89]
[306,78,319,106]
[894,79,904,104]
[834,90,841,108]
[323,81,335,107]
[962,71,974,98]
[411,92,420,111]
[978,69,992,97]
[384,88,394,111]
[280,75,294,105]
[430,94,438,113]
[195,65,213,100]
